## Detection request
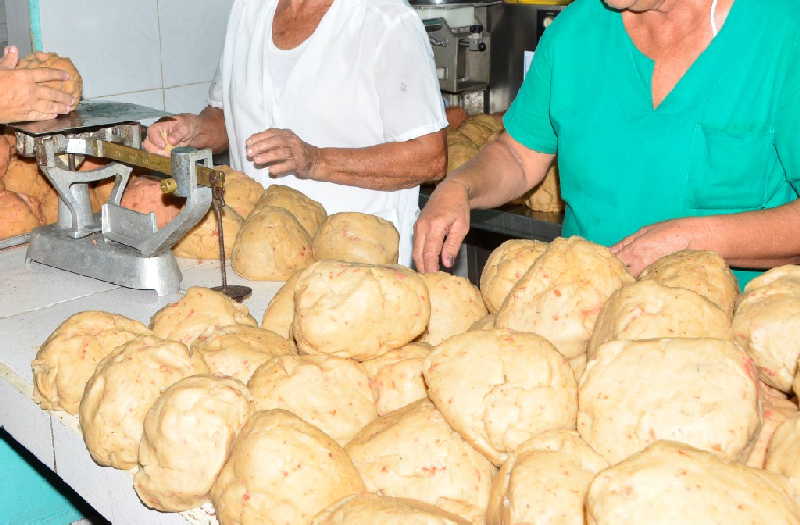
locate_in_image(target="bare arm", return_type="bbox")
[143,106,229,155]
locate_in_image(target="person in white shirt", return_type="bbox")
[144,0,447,265]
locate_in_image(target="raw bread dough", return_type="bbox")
[458,114,503,146]
[746,383,798,468]
[568,354,588,381]
[0,190,41,237]
[419,272,487,345]
[79,335,200,469]
[765,413,800,495]
[210,410,364,525]
[260,271,300,339]
[346,399,496,523]
[470,315,495,331]
[217,165,264,219]
[578,338,761,465]
[311,494,470,525]
[293,261,430,360]
[479,239,548,314]
[173,205,243,260]
[3,157,55,204]
[487,430,607,525]
[150,286,257,347]
[495,236,634,359]
[18,52,82,110]
[312,212,400,265]
[120,176,183,229]
[32,311,151,415]
[361,342,432,416]
[423,329,577,465]
[522,165,563,214]
[733,265,800,392]
[639,249,738,318]
[134,375,253,512]
[587,279,732,359]
[247,354,377,445]
[587,441,800,524]
[231,205,314,281]
[192,325,296,384]
[254,184,327,237]
[446,130,480,173]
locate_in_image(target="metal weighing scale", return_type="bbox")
[8,101,251,300]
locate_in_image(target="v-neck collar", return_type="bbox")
[616,0,744,112]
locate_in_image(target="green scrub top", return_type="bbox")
[504,0,800,288]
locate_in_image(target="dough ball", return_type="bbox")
[766,413,800,495]
[346,399,495,523]
[119,175,183,229]
[247,354,376,445]
[293,261,430,360]
[746,383,797,468]
[311,494,470,525]
[458,114,503,147]
[639,249,738,318]
[260,271,301,339]
[173,204,243,260]
[312,212,400,265]
[18,52,82,110]
[487,430,607,525]
[578,338,761,465]
[423,329,577,465]
[733,265,800,392]
[4,157,55,204]
[150,286,257,347]
[587,279,732,359]
[32,311,151,415]
[210,410,364,525]
[446,130,480,173]
[587,441,800,524]
[89,177,115,214]
[495,236,634,359]
[419,272,487,346]
[0,131,13,179]
[254,184,327,237]
[79,335,199,469]
[192,325,296,384]
[568,353,588,381]
[40,189,59,224]
[470,314,495,331]
[231,205,314,281]
[134,375,253,512]
[522,165,564,214]
[0,190,41,237]
[361,343,432,416]
[480,239,548,314]
[217,165,263,219]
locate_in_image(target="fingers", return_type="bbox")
[26,67,70,84]
[35,85,75,107]
[0,46,19,69]
[412,221,429,272]
[30,98,71,117]
[251,145,293,166]
[147,119,191,151]
[441,217,469,268]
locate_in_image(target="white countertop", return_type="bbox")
[0,245,283,524]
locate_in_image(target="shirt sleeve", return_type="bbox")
[372,12,448,143]
[503,28,557,154]
[208,57,224,109]
[775,35,800,194]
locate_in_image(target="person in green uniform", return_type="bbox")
[413,0,800,288]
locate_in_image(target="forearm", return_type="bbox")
[190,107,229,154]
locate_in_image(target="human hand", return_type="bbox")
[0,46,74,123]
[0,45,19,69]
[413,179,471,273]
[143,114,199,155]
[611,218,700,276]
[245,128,319,179]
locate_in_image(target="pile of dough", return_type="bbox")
[587,279,732,359]
[134,375,253,512]
[3,157,55,204]
[192,325,296,384]
[479,239,548,313]
[765,413,800,494]
[487,430,608,525]
[746,383,798,468]
[419,272,487,345]
[458,114,503,147]
[260,271,301,339]
[586,441,800,524]
[311,494,469,525]
[0,189,42,237]
[79,335,201,469]
[32,311,151,415]
[522,165,564,214]
[639,249,738,317]
[446,130,479,173]
[495,236,633,360]
[733,265,800,392]
[470,314,495,331]
[231,205,314,281]
[150,287,257,347]
[578,338,761,464]
[173,205,243,260]
[18,52,82,110]
[217,165,264,219]
[312,212,400,265]
[210,410,364,524]
[293,261,430,360]
[361,342,432,416]
[254,184,327,237]
[0,131,13,179]
[247,354,376,445]
[423,329,577,465]
[346,399,495,523]
[119,176,183,229]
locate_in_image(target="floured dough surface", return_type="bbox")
[18,52,83,110]
[3,157,55,203]
[480,239,548,314]
[260,271,300,339]
[747,383,798,468]
[523,165,563,214]
[312,212,400,265]
[134,375,253,512]
[419,272,487,346]
[217,166,263,219]
[254,184,327,237]
[0,190,42,237]
[361,342,432,416]
[311,494,470,525]
[766,414,800,495]
[423,329,577,465]
[247,354,376,445]
[210,410,364,525]
[173,205,243,260]
[120,176,182,229]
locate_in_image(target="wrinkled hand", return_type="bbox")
[143,114,199,155]
[611,218,699,276]
[246,128,319,179]
[413,179,471,273]
[0,46,74,123]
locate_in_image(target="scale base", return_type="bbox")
[26,225,182,297]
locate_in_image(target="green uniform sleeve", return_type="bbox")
[503,29,557,154]
[775,36,800,193]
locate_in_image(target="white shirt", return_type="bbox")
[209,0,447,266]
